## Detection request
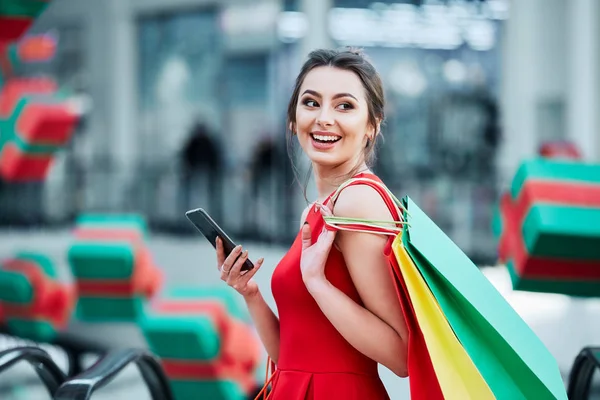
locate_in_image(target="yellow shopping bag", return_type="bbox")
[393,235,495,400]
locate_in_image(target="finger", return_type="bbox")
[319,202,334,216]
[216,237,225,268]
[220,266,228,281]
[301,222,312,251]
[238,257,264,283]
[220,262,231,280]
[227,249,249,283]
[220,245,242,279]
[317,227,337,249]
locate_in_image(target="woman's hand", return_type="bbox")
[216,237,264,299]
[300,203,337,289]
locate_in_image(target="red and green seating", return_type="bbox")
[0,252,75,341]
[0,0,78,182]
[494,158,600,296]
[0,77,77,181]
[73,213,149,241]
[0,1,53,88]
[0,36,53,85]
[141,287,261,400]
[0,0,50,45]
[67,214,162,321]
[0,42,22,87]
[13,34,57,64]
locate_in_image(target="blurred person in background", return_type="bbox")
[179,121,223,221]
[246,134,285,239]
[213,48,408,399]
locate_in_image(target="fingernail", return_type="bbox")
[257,257,264,264]
[243,250,249,257]
[236,245,242,252]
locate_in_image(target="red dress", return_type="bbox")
[269,173,391,399]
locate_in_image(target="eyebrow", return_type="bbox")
[301,89,358,101]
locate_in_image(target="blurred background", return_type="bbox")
[0,0,599,399]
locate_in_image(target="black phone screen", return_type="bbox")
[185,208,254,271]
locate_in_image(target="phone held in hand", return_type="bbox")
[185,208,255,272]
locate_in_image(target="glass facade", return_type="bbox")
[0,0,507,263]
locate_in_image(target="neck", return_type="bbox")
[313,159,370,203]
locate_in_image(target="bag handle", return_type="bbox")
[323,177,408,236]
[254,357,276,400]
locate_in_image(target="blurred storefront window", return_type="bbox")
[138,9,222,163]
[135,5,286,238]
[0,0,508,264]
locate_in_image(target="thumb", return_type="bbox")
[301,222,312,251]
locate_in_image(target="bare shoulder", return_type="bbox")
[332,184,394,221]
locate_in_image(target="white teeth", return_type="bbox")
[312,134,340,142]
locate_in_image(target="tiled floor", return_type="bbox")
[1,229,600,398]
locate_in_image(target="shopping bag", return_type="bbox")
[393,235,494,399]
[403,196,567,400]
[386,247,444,400]
[324,177,446,399]
[324,177,567,400]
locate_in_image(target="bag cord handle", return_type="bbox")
[254,357,276,400]
[323,177,408,236]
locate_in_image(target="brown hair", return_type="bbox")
[286,48,385,199]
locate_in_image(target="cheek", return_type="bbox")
[295,114,315,139]
[341,115,370,140]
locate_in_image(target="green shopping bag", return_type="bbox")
[401,197,566,400]
[324,177,567,400]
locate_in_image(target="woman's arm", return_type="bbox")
[244,291,281,363]
[303,187,409,377]
[244,204,313,364]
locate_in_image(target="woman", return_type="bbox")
[216,48,408,399]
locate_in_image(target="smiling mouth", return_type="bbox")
[310,133,342,144]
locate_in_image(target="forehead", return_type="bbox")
[300,66,366,99]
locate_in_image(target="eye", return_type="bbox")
[336,102,354,110]
[303,99,319,107]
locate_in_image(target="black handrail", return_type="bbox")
[0,324,110,376]
[0,346,67,396]
[54,348,173,400]
[567,346,600,399]
[52,330,109,376]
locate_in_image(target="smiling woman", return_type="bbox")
[210,48,408,400]
[287,49,385,190]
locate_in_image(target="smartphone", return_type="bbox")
[185,208,254,271]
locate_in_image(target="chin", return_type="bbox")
[299,136,352,168]
[306,151,347,168]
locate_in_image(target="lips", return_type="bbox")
[309,131,342,151]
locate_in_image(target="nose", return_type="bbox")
[316,107,334,128]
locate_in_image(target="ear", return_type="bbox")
[288,122,295,134]
[367,120,380,141]
[374,118,382,137]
